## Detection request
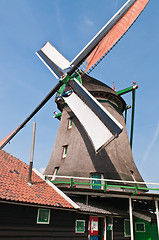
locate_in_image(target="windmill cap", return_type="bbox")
[81,74,126,112]
[55,74,126,112]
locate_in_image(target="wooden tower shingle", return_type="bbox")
[44,74,144,184]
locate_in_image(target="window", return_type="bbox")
[75,220,85,233]
[90,173,103,189]
[68,117,73,129]
[130,170,136,182]
[51,167,59,180]
[53,167,59,176]
[62,145,68,158]
[124,219,131,237]
[135,222,145,232]
[37,209,50,224]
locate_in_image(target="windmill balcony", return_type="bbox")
[44,175,157,195]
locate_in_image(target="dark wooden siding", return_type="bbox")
[113,218,131,240]
[0,202,89,240]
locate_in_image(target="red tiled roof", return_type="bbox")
[0,150,77,209]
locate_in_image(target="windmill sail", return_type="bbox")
[0,127,19,149]
[85,0,149,72]
[36,41,71,79]
[63,79,123,151]
[70,0,150,74]
[63,92,113,151]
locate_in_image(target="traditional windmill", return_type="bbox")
[0,0,149,188]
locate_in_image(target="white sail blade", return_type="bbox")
[63,92,113,151]
[69,78,123,136]
[36,41,71,79]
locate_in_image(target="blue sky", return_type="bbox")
[0,0,159,183]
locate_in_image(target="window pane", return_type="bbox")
[53,167,59,176]
[135,223,145,232]
[64,146,67,154]
[68,117,73,129]
[76,220,85,233]
[62,145,68,158]
[37,209,50,224]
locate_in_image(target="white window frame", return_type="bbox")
[68,117,73,129]
[37,208,50,224]
[51,167,59,180]
[62,145,68,158]
[75,220,85,233]
[135,222,146,232]
[53,167,59,176]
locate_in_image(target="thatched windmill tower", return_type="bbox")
[44,74,144,186]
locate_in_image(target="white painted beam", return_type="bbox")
[129,197,134,240]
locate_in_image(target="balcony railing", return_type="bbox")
[44,175,159,194]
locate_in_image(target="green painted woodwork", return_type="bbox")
[58,73,82,95]
[91,174,102,190]
[37,209,50,224]
[58,82,67,95]
[117,84,137,149]
[135,217,158,240]
[51,178,159,193]
[54,112,62,120]
[130,90,135,149]
[70,178,74,188]
[117,85,136,96]
[104,181,108,192]
[150,222,158,240]
[75,220,85,233]
[133,183,139,195]
[136,222,145,232]
[61,74,70,84]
